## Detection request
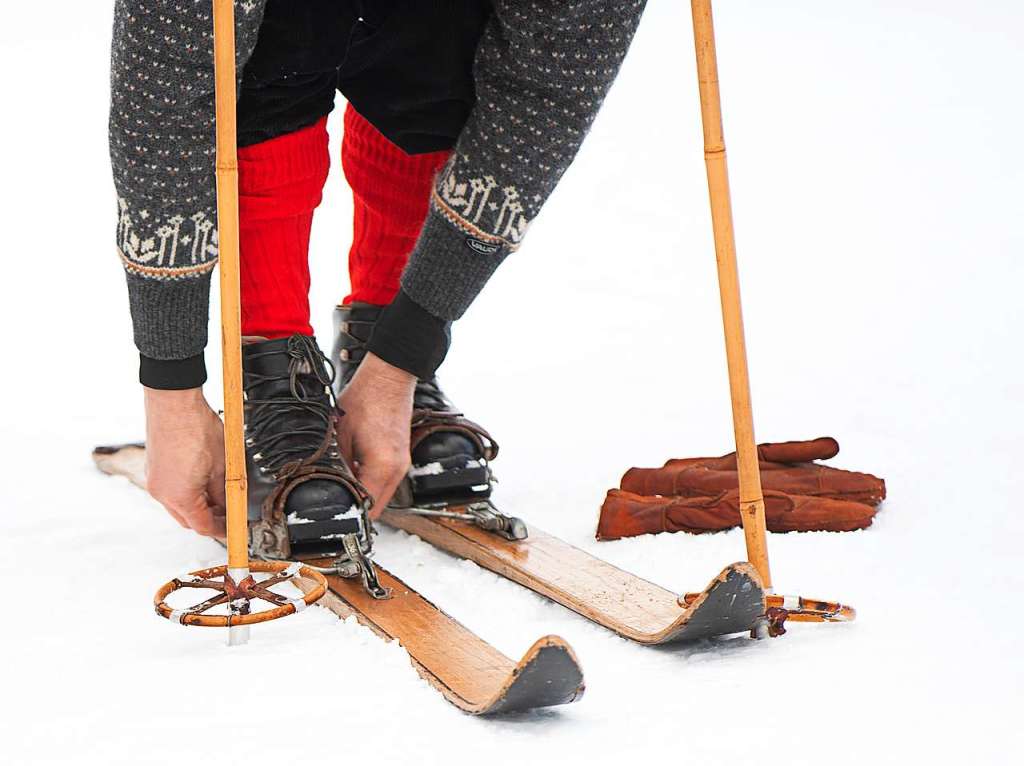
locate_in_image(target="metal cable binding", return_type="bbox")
[253,532,391,600]
[395,500,528,541]
[340,533,391,599]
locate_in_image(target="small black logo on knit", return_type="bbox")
[465,237,501,256]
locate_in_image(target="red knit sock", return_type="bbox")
[239,118,330,339]
[341,105,451,307]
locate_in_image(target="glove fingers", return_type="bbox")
[620,467,681,496]
[757,437,840,464]
[660,437,841,471]
[763,491,878,532]
[664,455,735,471]
[599,488,880,538]
[622,464,885,506]
[664,457,797,472]
[749,465,885,505]
[597,489,740,539]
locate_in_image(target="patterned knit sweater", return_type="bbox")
[110,0,647,376]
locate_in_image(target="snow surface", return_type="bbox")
[2,2,1022,764]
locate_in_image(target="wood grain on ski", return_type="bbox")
[296,563,584,714]
[382,510,765,643]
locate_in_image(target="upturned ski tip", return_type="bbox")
[476,635,585,715]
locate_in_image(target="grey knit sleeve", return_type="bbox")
[399,0,647,321]
[110,0,266,379]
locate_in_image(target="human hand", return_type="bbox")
[336,353,416,519]
[143,387,227,537]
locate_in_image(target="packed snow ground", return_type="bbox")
[2,2,1021,764]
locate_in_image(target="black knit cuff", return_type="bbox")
[367,290,451,380]
[139,353,207,390]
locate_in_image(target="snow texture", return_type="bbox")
[409,459,484,477]
[408,460,447,477]
[2,2,1022,764]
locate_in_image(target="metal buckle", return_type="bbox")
[339,533,391,600]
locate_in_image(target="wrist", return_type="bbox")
[144,386,208,414]
[362,353,417,390]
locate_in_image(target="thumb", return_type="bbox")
[758,437,840,464]
[207,467,227,513]
[205,480,227,540]
[182,493,225,539]
[354,455,405,521]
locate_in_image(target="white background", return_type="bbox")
[1,2,1021,764]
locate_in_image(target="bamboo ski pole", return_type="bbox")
[213,0,250,646]
[690,0,772,590]
[148,16,331,631]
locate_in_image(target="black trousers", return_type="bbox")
[238,0,492,154]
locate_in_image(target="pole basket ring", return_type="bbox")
[763,595,856,624]
[154,560,328,627]
[681,592,856,637]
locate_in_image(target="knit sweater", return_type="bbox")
[110,0,647,384]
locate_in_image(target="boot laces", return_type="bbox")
[245,336,340,476]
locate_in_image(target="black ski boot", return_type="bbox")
[332,304,526,540]
[243,334,386,595]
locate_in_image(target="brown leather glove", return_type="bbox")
[620,437,885,507]
[596,487,879,540]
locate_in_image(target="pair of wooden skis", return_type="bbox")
[94,443,766,715]
[104,0,852,716]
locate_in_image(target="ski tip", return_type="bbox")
[657,562,768,644]
[721,561,765,590]
[479,634,585,715]
[91,443,148,488]
[92,443,145,457]
[525,634,583,667]
[91,445,119,475]
[678,561,766,607]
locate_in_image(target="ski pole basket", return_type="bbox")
[680,591,856,637]
[155,561,328,627]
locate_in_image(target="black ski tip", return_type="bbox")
[478,635,585,715]
[669,562,766,643]
[92,442,145,457]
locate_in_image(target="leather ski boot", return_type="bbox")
[332,304,526,540]
[243,334,386,595]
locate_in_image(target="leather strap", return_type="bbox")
[410,409,499,461]
[261,422,371,523]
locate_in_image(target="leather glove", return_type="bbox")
[597,487,879,540]
[620,437,885,507]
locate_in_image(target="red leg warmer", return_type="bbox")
[238,117,330,339]
[341,104,451,306]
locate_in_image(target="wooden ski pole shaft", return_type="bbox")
[213,0,250,645]
[690,0,772,590]
[147,16,331,632]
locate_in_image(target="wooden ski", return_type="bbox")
[94,443,765,647]
[92,444,584,715]
[383,508,765,644]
